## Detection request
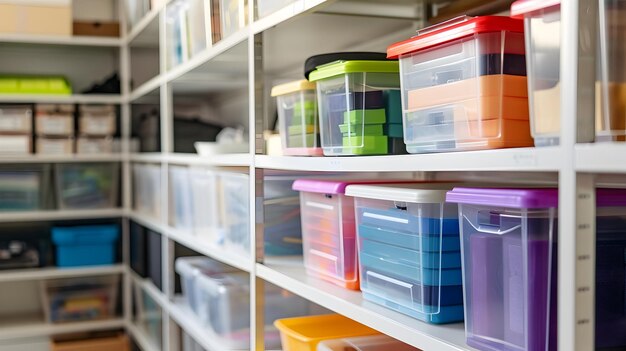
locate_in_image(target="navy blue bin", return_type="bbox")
[52,225,119,267]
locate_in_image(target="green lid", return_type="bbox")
[309,60,399,82]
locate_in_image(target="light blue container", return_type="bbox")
[52,225,119,267]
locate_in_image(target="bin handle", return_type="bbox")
[416,16,474,36]
[463,211,521,235]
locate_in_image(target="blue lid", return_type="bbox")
[446,187,558,208]
[52,225,119,245]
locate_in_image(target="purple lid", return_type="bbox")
[292,179,408,194]
[446,187,558,208]
[597,188,626,207]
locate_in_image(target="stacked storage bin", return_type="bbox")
[0,105,32,155]
[388,16,532,153]
[512,0,626,144]
[345,184,463,324]
[274,314,379,351]
[307,54,404,156]
[293,179,406,290]
[446,188,558,351]
[271,80,322,156]
[35,104,74,155]
[55,163,119,209]
[77,105,116,154]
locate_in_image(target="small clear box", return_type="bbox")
[55,163,119,209]
[169,166,194,231]
[220,172,250,255]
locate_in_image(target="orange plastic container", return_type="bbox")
[274,314,379,351]
[51,333,130,351]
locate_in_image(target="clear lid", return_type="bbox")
[446,187,558,208]
[345,183,454,203]
[271,79,316,96]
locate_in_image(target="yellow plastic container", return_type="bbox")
[274,314,379,351]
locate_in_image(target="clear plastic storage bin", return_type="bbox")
[55,163,119,209]
[345,184,463,324]
[446,188,558,351]
[41,275,119,323]
[175,256,235,318]
[189,168,222,245]
[169,166,194,231]
[264,176,303,256]
[0,166,48,211]
[595,189,626,349]
[293,179,399,290]
[133,164,162,219]
[220,172,249,255]
[387,16,532,153]
[275,314,379,351]
[317,335,419,351]
[271,80,322,156]
[195,272,310,349]
[308,60,402,156]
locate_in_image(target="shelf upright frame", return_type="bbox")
[559,1,598,351]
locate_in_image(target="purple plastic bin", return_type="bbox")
[447,188,558,351]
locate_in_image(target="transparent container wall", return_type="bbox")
[43,275,119,323]
[355,197,462,324]
[133,163,162,219]
[169,166,194,231]
[300,191,358,289]
[459,204,557,351]
[189,168,222,245]
[0,168,46,211]
[596,1,626,142]
[317,72,401,156]
[256,0,296,19]
[264,178,302,256]
[135,284,163,350]
[220,0,246,39]
[595,206,626,349]
[523,8,561,146]
[55,163,119,209]
[277,90,321,156]
[400,31,531,153]
[195,272,309,349]
[220,172,250,255]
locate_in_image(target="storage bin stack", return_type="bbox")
[0,105,32,155]
[77,105,116,154]
[271,80,322,156]
[512,0,626,144]
[176,257,311,349]
[307,54,404,156]
[388,16,532,153]
[345,184,463,324]
[35,104,74,155]
[446,188,558,351]
[41,275,119,323]
[274,314,379,351]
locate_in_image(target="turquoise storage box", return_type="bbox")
[52,225,119,267]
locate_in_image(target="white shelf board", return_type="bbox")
[131,272,168,309]
[128,212,167,234]
[0,208,124,223]
[129,152,165,164]
[252,0,330,34]
[167,227,252,272]
[575,143,626,173]
[129,75,163,102]
[255,147,563,172]
[0,94,123,104]
[0,264,124,283]
[0,154,122,164]
[257,260,473,351]
[127,323,161,351]
[165,153,252,167]
[0,34,122,47]
[169,298,231,351]
[0,316,125,340]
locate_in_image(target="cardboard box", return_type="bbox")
[0,135,32,154]
[73,21,120,37]
[76,137,113,154]
[0,1,72,36]
[35,114,74,136]
[36,137,74,154]
[79,113,116,136]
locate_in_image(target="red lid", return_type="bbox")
[387,16,524,59]
[510,0,560,18]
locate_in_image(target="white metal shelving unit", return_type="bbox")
[0,0,608,350]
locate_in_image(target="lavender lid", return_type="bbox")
[597,188,626,207]
[446,187,558,208]
[292,179,406,194]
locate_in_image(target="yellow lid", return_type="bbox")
[271,79,316,97]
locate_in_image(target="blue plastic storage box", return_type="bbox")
[52,225,119,267]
